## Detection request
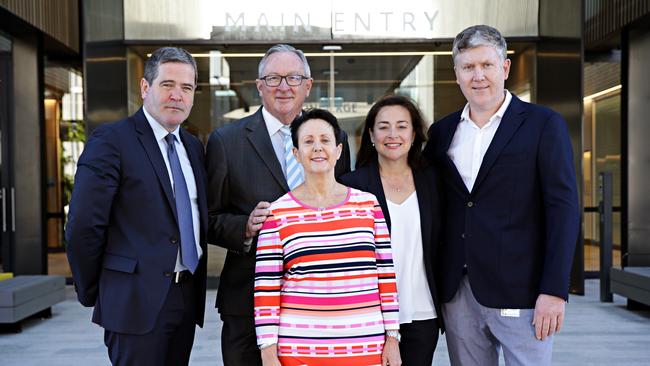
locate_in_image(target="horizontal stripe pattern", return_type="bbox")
[254,189,399,363]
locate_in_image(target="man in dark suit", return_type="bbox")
[66,47,207,365]
[423,25,580,365]
[206,44,350,366]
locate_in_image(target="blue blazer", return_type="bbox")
[423,95,580,309]
[65,108,208,334]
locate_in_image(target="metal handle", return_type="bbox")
[1,187,5,232]
[11,187,15,232]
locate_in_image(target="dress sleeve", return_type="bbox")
[372,198,400,331]
[253,211,284,346]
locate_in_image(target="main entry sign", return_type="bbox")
[125,0,539,41]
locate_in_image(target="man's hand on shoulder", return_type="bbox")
[533,293,566,341]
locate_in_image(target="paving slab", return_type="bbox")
[0,280,649,365]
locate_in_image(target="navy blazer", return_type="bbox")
[339,162,444,329]
[65,108,208,334]
[423,95,580,309]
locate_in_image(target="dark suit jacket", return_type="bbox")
[339,162,444,329]
[423,95,580,309]
[65,108,208,334]
[206,106,351,316]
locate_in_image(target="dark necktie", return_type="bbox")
[164,133,199,273]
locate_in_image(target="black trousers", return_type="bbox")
[399,318,440,366]
[220,314,262,366]
[104,279,197,366]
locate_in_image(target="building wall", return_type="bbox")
[0,0,79,52]
[12,33,44,274]
[627,22,650,266]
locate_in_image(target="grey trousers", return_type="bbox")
[443,276,553,366]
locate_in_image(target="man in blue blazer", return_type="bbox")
[66,47,207,365]
[424,25,579,365]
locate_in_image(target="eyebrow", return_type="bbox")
[301,133,334,138]
[158,79,195,88]
[377,120,409,124]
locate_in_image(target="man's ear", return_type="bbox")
[140,78,150,100]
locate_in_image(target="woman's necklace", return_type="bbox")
[380,171,412,193]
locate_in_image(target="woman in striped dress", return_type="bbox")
[254,109,401,366]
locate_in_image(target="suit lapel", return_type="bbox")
[180,129,207,247]
[246,108,289,191]
[133,109,178,223]
[471,95,527,194]
[413,169,432,261]
[439,112,470,197]
[368,163,391,230]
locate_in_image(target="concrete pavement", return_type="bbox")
[1,279,649,365]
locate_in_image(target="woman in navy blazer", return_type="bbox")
[339,95,443,366]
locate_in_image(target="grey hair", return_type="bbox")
[143,47,197,85]
[257,44,311,78]
[452,25,508,64]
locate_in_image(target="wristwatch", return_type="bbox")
[386,330,401,342]
[258,343,275,350]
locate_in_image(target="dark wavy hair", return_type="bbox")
[355,95,428,169]
[290,108,343,148]
[144,47,197,85]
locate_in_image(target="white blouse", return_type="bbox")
[387,192,437,324]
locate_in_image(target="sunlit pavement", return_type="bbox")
[1,279,649,365]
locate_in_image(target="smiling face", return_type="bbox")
[294,118,342,176]
[370,105,415,164]
[454,45,511,116]
[256,52,313,125]
[141,62,196,131]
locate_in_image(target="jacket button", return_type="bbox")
[163,271,172,277]
[467,201,474,208]
[461,233,466,239]
[170,237,178,244]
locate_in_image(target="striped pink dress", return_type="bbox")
[254,188,399,366]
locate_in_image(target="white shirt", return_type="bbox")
[447,91,513,192]
[143,107,203,272]
[262,107,290,177]
[386,192,437,324]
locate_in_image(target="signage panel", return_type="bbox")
[124,0,539,41]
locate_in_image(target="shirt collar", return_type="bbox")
[262,107,286,137]
[143,106,181,142]
[460,90,513,128]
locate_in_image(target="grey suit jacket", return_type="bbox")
[205,106,351,315]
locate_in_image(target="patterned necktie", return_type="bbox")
[281,125,304,190]
[164,134,199,273]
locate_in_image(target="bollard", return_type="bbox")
[599,172,613,302]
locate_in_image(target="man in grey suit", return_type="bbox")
[206,44,351,366]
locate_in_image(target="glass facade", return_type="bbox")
[583,61,622,273]
[120,42,541,277]
[45,68,85,277]
[5,0,599,285]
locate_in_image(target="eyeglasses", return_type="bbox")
[259,74,309,87]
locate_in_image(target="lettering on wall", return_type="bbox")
[211,11,440,41]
